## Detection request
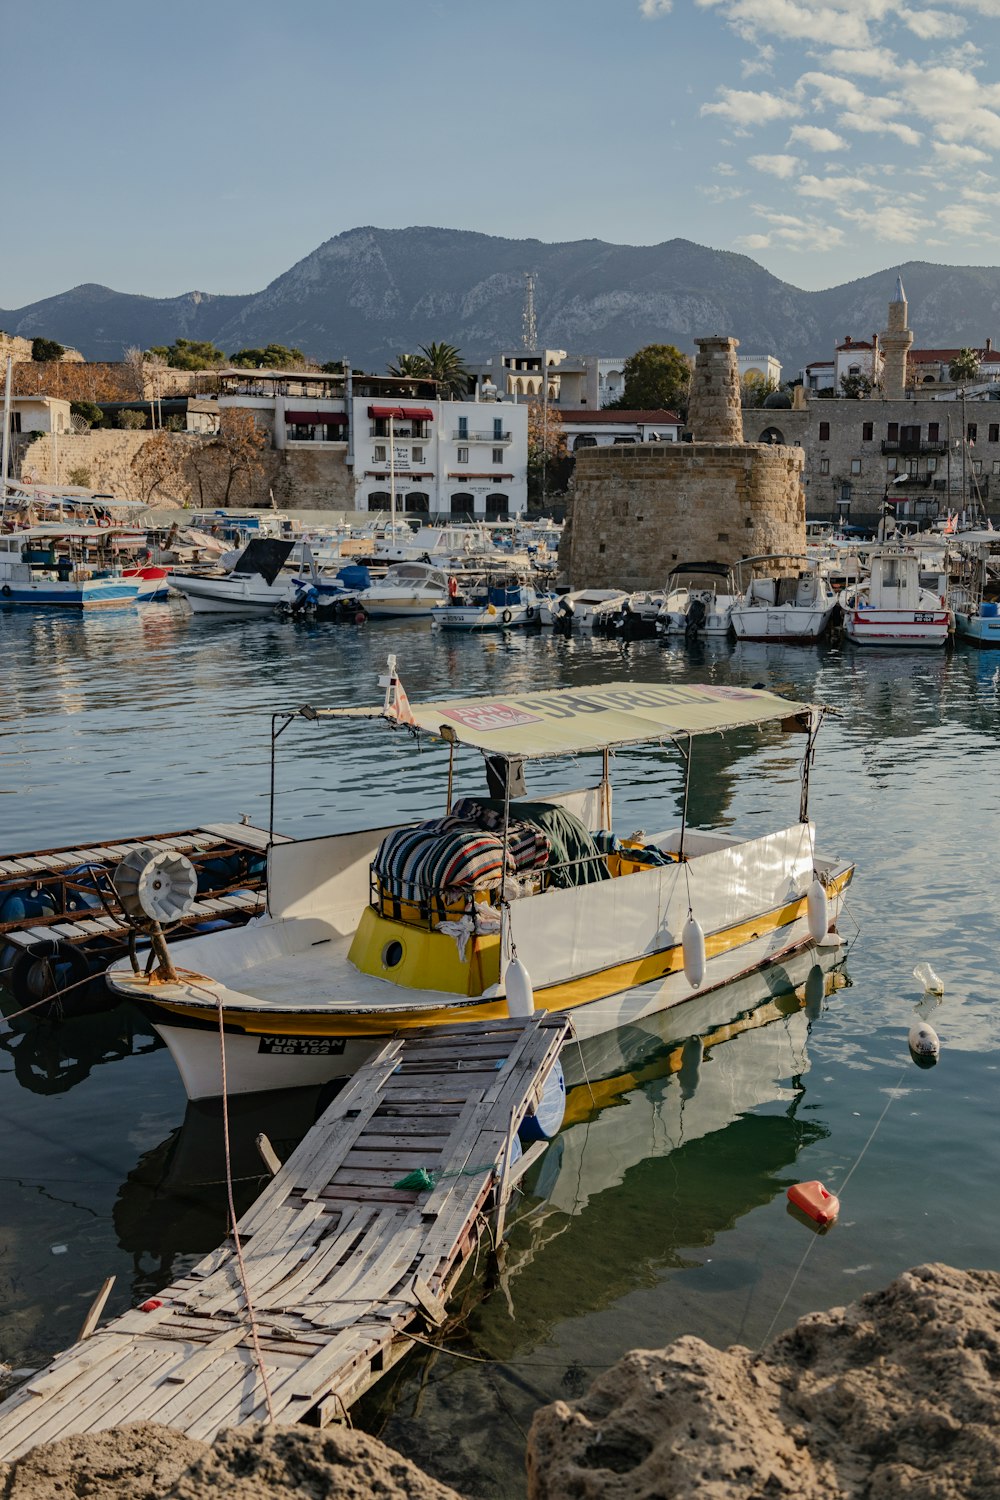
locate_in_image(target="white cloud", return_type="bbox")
[741,43,776,76]
[962,185,1000,205]
[749,152,801,178]
[820,46,900,78]
[838,110,923,145]
[899,6,963,38]
[700,87,796,125]
[838,204,920,242]
[715,161,737,175]
[638,0,673,17]
[736,233,774,249]
[796,173,873,200]
[695,0,876,50]
[747,204,847,250]
[700,183,750,202]
[937,202,990,234]
[788,125,848,152]
[932,140,990,164]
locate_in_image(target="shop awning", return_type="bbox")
[368,405,434,420]
[285,410,347,425]
[369,405,405,419]
[404,407,434,420]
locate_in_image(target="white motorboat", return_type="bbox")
[432,577,543,631]
[730,556,839,642]
[0,526,141,608]
[592,591,668,639]
[107,669,854,1099]
[550,588,629,633]
[170,538,300,615]
[657,563,738,638]
[841,547,951,647]
[360,560,461,618]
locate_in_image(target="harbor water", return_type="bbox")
[2,603,999,1496]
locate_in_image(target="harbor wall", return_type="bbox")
[567,441,805,589]
[18,430,152,496]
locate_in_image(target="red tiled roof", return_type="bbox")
[556,408,681,423]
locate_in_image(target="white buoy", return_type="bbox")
[913,962,944,996]
[505,956,535,1018]
[807,878,828,945]
[908,1020,940,1062]
[682,915,706,988]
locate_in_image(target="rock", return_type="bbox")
[0,1421,464,1500]
[527,1264,1000,1499]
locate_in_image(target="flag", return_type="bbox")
[389,674,416,726]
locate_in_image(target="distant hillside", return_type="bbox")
[3,228,1000,373]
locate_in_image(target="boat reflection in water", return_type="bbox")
[0,1000,163,1097]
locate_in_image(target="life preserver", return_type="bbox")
[525,605,535,619]
[502,608,512,624]
[448,575,459,599]
[97,515,111,528]
[1,585,11,597]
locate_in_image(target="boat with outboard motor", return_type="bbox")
[432,574,544,631]
[730,554,839,642]
[947,532,1000,647]
[0,525,141,608]
[169,538,304,615]
[107,664,855,1099]
[841,546,951,647]
[656,562,739,638]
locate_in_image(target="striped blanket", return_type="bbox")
[374,808,551,905]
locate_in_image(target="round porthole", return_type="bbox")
[382,940,404,969]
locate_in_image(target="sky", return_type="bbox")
[4,0,1000,306]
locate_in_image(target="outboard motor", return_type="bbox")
[554,597,575,635]
[684,595,708,640]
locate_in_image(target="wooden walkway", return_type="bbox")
[0,1014,568,1459]
[0,822,290,954]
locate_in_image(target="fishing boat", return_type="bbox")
[0,526,141,608]
[107,666,855,1099]
[730,555,839,642]
[169,538,301,615]
[656,562,739,638]
[841,547,951,647]
[948,533,1000,647]
[432,576,543,631]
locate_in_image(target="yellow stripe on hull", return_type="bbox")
[148,868,853,1039]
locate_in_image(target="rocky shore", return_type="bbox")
[2,1265,997,1499]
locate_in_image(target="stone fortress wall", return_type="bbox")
[567,336,805,589]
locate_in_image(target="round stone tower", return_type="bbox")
[688,336,743,443]
[880,276,913,399]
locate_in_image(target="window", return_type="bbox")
[404,492,429,514]
[493,418,504,440]
[374,444,386,462]
[368,491,391,511]
[819,421,830,441]
[973,458,983,474]
[457,417,468,440]
[887,422,899,442]
[850,459,861,474]
[862,422,873,441]
[819,458,830,475]
[886,457,897,472]
[968,423,978,444]
[990,424,999,443]
[450,492,474,516]
[412,446,424,463]
[486,493,509,517]
[492,448,504,464]
[574,435,597,450]
[840,482,853,503]
[457,446,469,463]
[993,460,1000,476]
[906,457,919,476]
[928,422,939,441]
[927,457,938,473]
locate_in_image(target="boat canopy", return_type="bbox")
[320,680,815,760]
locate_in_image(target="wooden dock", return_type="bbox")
[0,822,290,966]
[0,1013,568,1459]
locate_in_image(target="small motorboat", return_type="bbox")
[169,538,300,615]
[948,534,1000,648]
[657,563,738,638]
[432,576,543,631]
[550,588,629,633]
[841,547,951,647]
[0,526,141,609]
[730,555,839,642]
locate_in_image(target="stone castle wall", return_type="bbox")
[568,442,805,589]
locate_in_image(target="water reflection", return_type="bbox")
[0,1003,161,1097]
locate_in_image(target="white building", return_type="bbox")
[737,353,782,386]
[558,408,683,452]
[467,350,628,409]
[5,395,73,436]
[354,395,528,518]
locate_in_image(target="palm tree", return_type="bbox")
[417,342,469,398]
[388,352,430,378]
[949,347,981,383]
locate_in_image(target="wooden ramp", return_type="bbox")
[0,1014,568,1459]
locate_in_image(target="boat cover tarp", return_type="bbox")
[323,680,813,759]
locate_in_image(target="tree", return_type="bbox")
[67,465,92,487]
[949,348,981,383]
[389,342,469,397]
[321,360,346,375]
[839,372,873,400]
[229,344,305,369]
[526,400,567,504]
[117,409,148,430]
[212,408,268,503]
[610,344,692,415]
[130,431,182,504]
[70,401,104,428]
[146,338,227,370]
[31,337,65,362]
[741,370,780,408]
[388,352,430,378]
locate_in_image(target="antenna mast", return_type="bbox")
[522,272,537,351]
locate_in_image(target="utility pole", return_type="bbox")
[961,387,968,526]
[1,356,12,506]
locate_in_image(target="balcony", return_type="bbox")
[369,425,429,440]
[451,430,512,443]
[881,439,949,455]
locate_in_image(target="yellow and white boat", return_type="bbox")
[107,669,854,1099]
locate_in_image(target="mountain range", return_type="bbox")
[4,227,1000,375]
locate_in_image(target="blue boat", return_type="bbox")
[950,534,1000,648]
[0,526,141,608]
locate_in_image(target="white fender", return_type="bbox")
[505,956,535,1018]
[909,1021,940,1059]
[807,878,828,945]
[682,916,706,989]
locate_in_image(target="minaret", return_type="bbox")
[880,276,913,399]
[688,336,742,443]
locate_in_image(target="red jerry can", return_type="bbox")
[787,1180,840,1226]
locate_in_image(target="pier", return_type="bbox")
[0,1013,568,1458]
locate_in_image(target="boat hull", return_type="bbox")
[843,608,950,646]
[0,579,139,608]
[170,573,293,614]
[731,604,836,641]
[954,611,1000,647]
